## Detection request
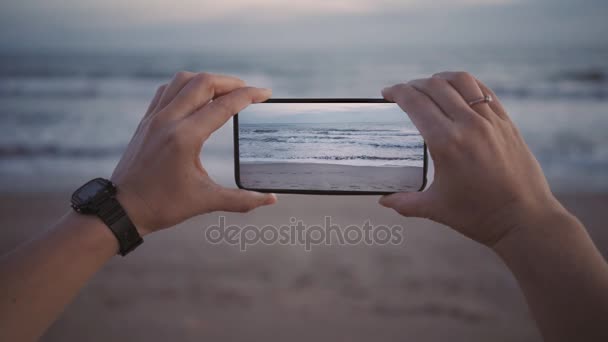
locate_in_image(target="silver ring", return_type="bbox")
[468,94,493,106]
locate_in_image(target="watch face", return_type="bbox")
[72,178,112,207]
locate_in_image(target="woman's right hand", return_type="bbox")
[379,71,568,247]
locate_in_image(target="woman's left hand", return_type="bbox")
[111,72,277,236]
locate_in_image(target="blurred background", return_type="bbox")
[1,1,607,341]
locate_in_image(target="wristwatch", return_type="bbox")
[71,178,143,256]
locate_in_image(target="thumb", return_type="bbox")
[379,191,430,218]
[216,188,277,213]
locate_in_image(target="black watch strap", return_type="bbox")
[97,197,143,256]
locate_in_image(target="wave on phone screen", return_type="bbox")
[238,103,424,192]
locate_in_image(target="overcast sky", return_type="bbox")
[240,103,407,123]
[0,0,606,51]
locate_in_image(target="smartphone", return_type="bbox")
[233,99,427,195]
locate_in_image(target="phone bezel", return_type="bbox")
[233,98,428,195]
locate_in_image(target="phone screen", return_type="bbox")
[234,100,426,194]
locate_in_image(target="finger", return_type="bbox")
[215,188,277,213]
[153,71,196,114]
[474,78,509,121]
[379,191,432,218]
[162,73,246,120]
[382,84,450,144]
[135,84,166,135]
[187,87,272,139]
[144,84,166,119]
[432,72,495,122]
[408,77,477,122]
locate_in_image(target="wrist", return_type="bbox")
[491,201,581,258]
[114,187,153,237]
[71,178,146,255]
[63,210,120,256]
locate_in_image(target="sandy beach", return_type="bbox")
[239,162,424,192]
[1,4,606,340]
[1,191,607,342]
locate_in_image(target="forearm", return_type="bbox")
[0,73,274,341]
[0,211,118,341]
[494,206,608,342]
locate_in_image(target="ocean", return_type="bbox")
[0,44,607,192]
[239,122,424,167]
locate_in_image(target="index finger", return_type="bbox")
[161,73,246,120]
[382,83,451,144]
[186,87,272,138]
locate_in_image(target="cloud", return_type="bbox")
[1,0,520,29]
[0,0,606,50]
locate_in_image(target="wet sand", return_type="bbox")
[1,192,607,341]
[239,162,424,192]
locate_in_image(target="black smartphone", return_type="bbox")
[233,99,427,195]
